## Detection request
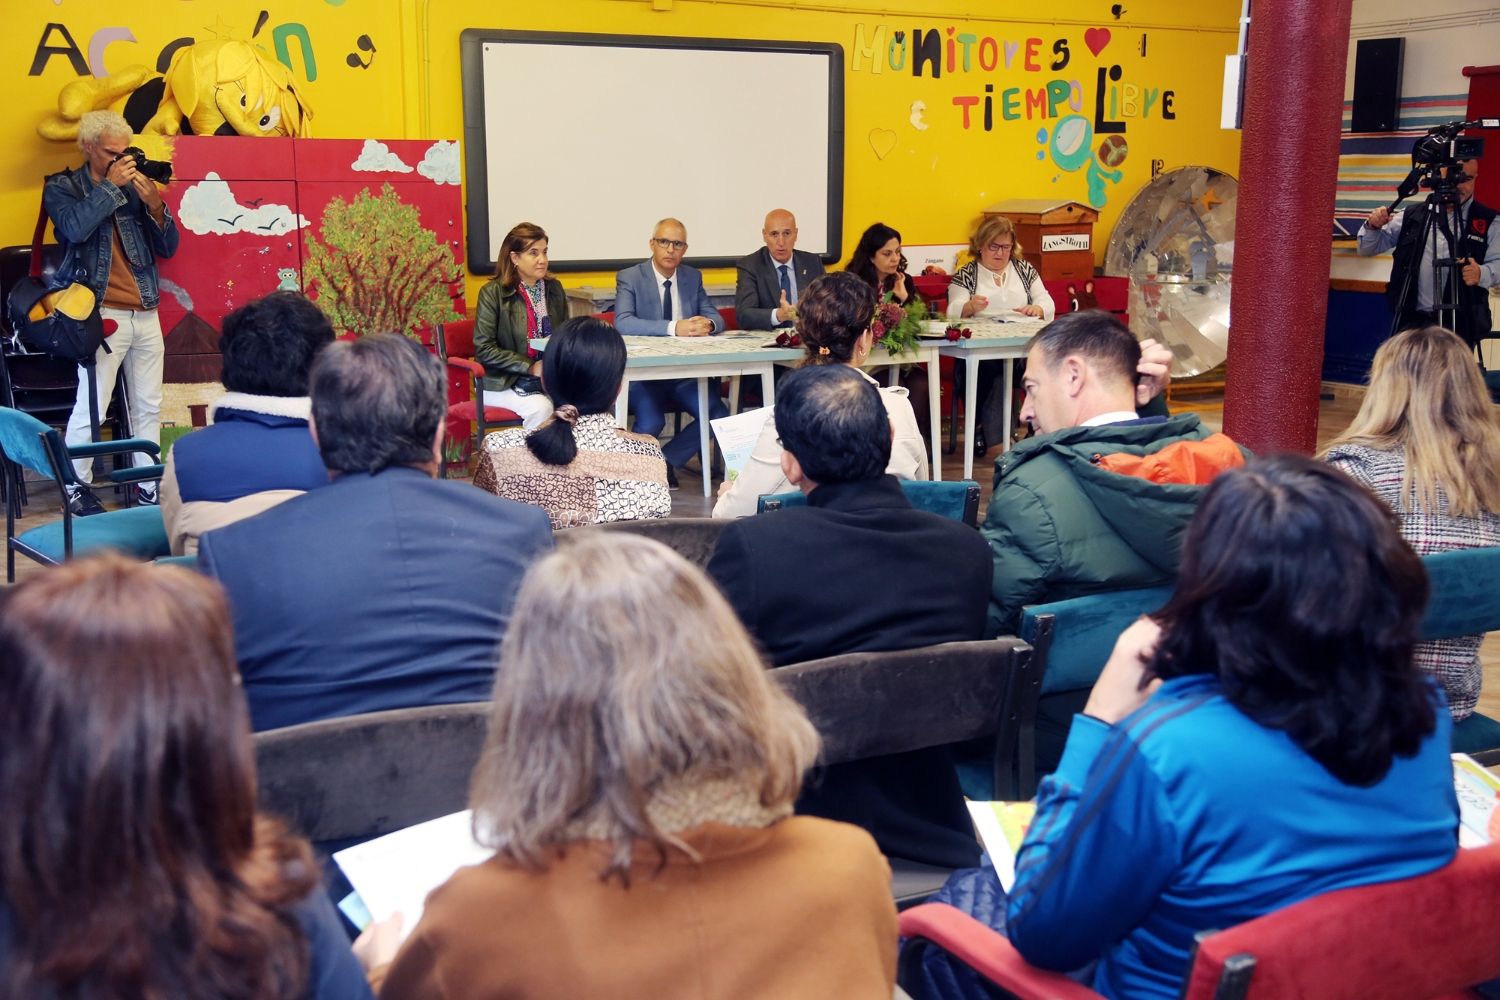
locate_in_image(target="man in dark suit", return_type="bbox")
[614,217,728,477]
[733,208,825,329]
[707,363,991,869]
[199,334,553,732]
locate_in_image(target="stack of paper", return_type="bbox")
[333,810,491,940]
[709,407,773,481]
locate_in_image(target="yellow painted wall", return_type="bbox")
[3,0,1240,303]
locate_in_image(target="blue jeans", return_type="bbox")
[629,378,729,467]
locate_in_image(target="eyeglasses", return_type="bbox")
[653,238,688,251]
[985,243,1015,254]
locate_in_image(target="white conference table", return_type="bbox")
[533,332,951,496]
[936,318,1045,482]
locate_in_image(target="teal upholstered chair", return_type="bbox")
[989,585,1174,798]
[1,406,168,581]
[1419,547,1500,765]
[756,479,983,527]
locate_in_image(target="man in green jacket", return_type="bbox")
[982,311,1247,769]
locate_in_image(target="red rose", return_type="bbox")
[1475,218,1489,235]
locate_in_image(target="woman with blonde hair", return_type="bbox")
[369,533,898,998]
[1323,324,1500,719]
[945,215,1055,322]
[946,215,1057,455]
[473,221,569,429]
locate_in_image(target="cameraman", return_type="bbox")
[42,110,179,516]
[1358,157,1497,345]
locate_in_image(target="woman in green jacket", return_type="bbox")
[474,221,570,428]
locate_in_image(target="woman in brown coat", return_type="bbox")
[366,533,899,998]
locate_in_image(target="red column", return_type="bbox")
[1222,0,1354,454]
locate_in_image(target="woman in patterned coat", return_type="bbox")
[475,317,671,528]
[1323,324,1500,719]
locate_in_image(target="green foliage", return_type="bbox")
[303,183,461,338]
[871,295,928,357]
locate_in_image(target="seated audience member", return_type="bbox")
[714,271,927,518]
[0,555,371,998]
[614,217,728,483]
[198,334,553,732]
[926,456,1458,1000]
[985,310,1245,771]
[1323,325,1500,720]
[365,533,898,998]
[733,208,825,329]
[945,215,1056,455]
[707,364,991,869]
[160,291,333,556]
[474,317,670,528]
[473,221,568,430]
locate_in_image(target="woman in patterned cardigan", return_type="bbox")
[946,215,1056,455]
[475,317,671,528]
[1323,324,1500,719]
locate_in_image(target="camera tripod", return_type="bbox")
[1385,185,1470,341]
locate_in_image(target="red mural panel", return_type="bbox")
[295,138,466,339]
[149,135,463,382]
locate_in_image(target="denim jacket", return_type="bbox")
[41,164,179,310]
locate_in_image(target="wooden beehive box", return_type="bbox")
[983,199,1099,283]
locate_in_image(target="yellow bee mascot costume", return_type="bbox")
[36,40,312,142]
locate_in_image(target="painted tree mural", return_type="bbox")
[303,183,461,337]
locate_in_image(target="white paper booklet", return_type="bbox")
[710,406,773,480]
[1453,753,1500,849]
[966,799,1037,892]
[333,810,491,941]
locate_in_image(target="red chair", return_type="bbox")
[1043,277,1129,327]
[435,319,523,476]
[897,843,1500,1000]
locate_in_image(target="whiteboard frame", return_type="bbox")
[459,29,845,275]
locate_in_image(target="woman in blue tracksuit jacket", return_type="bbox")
[937,454,1459,1000]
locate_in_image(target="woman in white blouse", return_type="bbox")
[946,215,1056,322]
[946,215,1057,455]
[713,272,928,518]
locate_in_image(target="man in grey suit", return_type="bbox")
[734,208,825,329]
[614,218,728,476]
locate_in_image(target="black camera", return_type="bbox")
[110,146,172,185]
[1411,120,1485,169]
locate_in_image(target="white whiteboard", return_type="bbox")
[460,31,844,273]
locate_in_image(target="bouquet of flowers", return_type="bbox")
[870,296,927,356]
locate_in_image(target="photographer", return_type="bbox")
[42,110,178,516]
[1358,157,1497,345]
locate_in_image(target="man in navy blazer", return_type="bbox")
[199,334,553,732]
[734,208,825,329]
[614,217,729,473]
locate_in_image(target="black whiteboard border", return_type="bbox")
[459,28,845,275]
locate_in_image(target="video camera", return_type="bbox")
[1410,119,1487,169]
[109,146,172,185]
[1388,118,1496,210]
